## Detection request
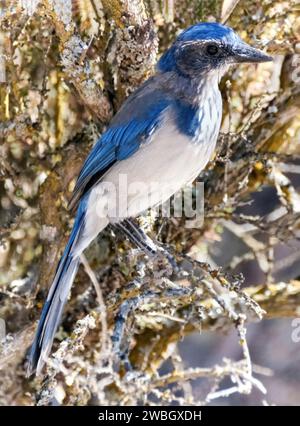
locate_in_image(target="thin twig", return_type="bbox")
[80,253,108,356]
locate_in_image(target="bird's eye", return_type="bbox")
[205,44,219,56]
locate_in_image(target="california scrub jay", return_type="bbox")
[28,22,272,374]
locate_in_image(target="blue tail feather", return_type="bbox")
[27,197,88,375]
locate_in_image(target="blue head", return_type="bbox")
[158,23,272,78]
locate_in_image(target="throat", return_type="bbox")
[160,71,220,106]
[171,76,222,146]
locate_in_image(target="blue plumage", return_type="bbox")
[28,195,88,372]
[158,23,235,74]
[28,22,272,375]
[70,83,171,209]
[178,22,234,41]
[173,100,204,138]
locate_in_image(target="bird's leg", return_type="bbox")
[157,245,179,273]
[115,219,158,257]
[115,218,178,272]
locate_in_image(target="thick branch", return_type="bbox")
[42,0,112,122]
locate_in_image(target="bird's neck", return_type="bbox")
[158,70,223,148]
[159,70,221,106]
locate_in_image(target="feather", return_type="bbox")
[69,79,172,211]
[28,82,172,374]
[27,197,88,375]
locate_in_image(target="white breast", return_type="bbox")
[71,78,223,257]
[94,106,219,221]
[74,103,221,255]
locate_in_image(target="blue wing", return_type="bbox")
[69,78,171,210]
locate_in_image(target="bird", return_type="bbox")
[27,22,272,375]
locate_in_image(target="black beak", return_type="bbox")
[232,42,272,64]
